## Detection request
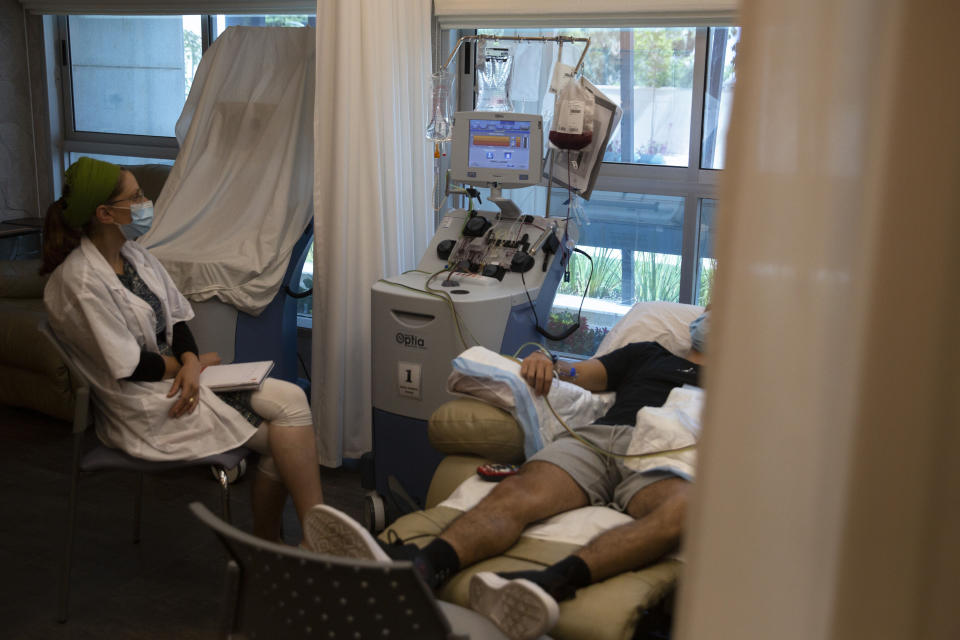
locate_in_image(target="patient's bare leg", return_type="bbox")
[575,477,689,582]
[441,461,589,567]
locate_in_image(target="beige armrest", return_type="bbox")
[428,399,525,464]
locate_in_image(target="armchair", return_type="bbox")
[382,302,705,640]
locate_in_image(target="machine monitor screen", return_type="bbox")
[450,111,543,190]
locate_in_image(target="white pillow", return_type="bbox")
[594,301,704,358]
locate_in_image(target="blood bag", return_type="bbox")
[549,77,595,151]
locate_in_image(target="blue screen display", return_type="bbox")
[467,119,532,171]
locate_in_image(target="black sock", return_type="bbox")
[498,555,592,602]
[416,538,461,589]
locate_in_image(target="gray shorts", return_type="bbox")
[528,424,684,512]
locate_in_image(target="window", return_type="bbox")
[212,14,316,38]
[64,15,202,145]
[697,198,717,306]
[67,152,174,167]
[449,26,736,355]
[60,13,316,149]
[701,27,739,170]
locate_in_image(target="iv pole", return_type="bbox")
[437,35,591,217]
[439,34,591,74]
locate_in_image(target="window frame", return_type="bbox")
[449,25,732,305]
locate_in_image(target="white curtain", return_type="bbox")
[675,1,960,639]
[312,0,433,465]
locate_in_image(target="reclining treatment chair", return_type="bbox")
[381,301,705,640]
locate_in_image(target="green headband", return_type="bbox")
[61,157,122,228]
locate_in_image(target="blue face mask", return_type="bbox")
[689,311,710,353]
[121,200,154,239]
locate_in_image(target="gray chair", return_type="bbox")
[189,502,512,640]
[38,322,248,623]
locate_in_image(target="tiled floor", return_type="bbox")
[0,405,365,639]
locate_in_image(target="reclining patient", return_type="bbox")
[304,312,710,640]
[41,157,324,541]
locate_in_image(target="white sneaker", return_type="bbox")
[468,572,559,640]
[302,504,391,562]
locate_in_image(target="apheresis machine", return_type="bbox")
[370,111,577,508]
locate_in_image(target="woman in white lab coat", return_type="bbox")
[41,157,324,541]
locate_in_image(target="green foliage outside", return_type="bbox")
[557,247,622,300]
[562,28,696,89]
[557,250,684,304]
[545,310,610,356]
[634,252,681,302]
[698,259,717,307]
[265,15,312,27]
[550,253,714,355]
[183,29,201,98]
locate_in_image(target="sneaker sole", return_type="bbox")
[468,572,559,640]
[302,505,391,562]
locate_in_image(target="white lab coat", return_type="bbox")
[44,236,257,461]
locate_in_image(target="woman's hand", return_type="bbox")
[198,352,221,367]
[520,351,554,397]
[167,352,202,418]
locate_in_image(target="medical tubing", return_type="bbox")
[385,278,470,348]
[425,280,479,349]
[545,148,554,216]
[518,245,592,342]
[507,344,696,461]
[542,394,697,461]
[424,269,481,347]
[285,285,313,299]
[378,271,477,350]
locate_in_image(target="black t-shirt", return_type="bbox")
[594,342,700,425]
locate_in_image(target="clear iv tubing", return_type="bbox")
[509,342,697,461]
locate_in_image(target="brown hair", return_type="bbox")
[39,171,125,275]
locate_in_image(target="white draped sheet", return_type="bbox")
[140,26,315,316]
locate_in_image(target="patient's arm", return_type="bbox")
[520,351,608,396]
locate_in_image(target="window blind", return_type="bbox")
[434,0,738,28]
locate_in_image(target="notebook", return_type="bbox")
[200,361,274,392]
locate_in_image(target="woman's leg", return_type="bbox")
[244,426,288,540]
[248,379,324,525]
[265,423,324,522]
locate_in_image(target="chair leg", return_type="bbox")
[215,467,232,524]
[57,434,84,623]
[132,472,144,544]
[220,559,240,639]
